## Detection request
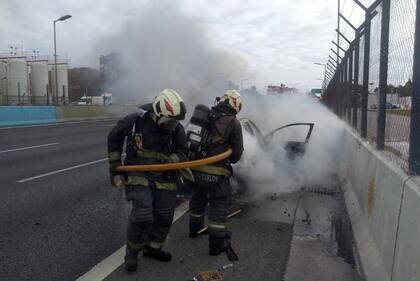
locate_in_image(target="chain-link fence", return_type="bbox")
[384,0,416,169]
[366,4,382,143]
[325,0,420,174]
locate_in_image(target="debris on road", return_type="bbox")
[221,263,234,270]
[200,270,224,281]
[188,263,234,280]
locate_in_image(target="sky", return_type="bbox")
[0,0,371,92]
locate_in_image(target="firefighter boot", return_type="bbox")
[209,236,225,256]
[189,221,203,238]
[209,235,239,261]
[124,247,139,273]
[143,246,172,262]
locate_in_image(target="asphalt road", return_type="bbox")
[0,119,131,281]
[0,119,362,281]
[103,189,362,281]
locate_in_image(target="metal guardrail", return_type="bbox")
[324,0,420,174]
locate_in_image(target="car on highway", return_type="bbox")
[386,102,400,109]
[234,119,314,192]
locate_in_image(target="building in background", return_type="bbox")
[0,49,68,105]
[49,63,69,104]
[68,67,99,103]
[30,61,49,105]
[267,84,297,95]
[99,52,123,96]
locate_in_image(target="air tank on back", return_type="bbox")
[7,59,28,105]
[0,62,6,105]
[30,62,49,105]
[50,64,68,104]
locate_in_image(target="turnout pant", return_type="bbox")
[125,182,177,252]
[189,177,232,241]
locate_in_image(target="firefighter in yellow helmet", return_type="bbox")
[108,89,188,272]
[187,89,244,261]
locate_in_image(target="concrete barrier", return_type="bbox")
[55,105,136,121]
[392,177,420,281]
[339,128,418,281]
[0,106,57,126]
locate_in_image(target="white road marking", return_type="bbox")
[75,200,190,281]
[0,142,59,154]
[0,118,119,130]
[16,158,108,183]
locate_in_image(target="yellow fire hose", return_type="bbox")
[115,148,232,172]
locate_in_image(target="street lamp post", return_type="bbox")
[53,14,72,105]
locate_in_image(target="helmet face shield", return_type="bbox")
[153,89,186,119]
[157,116,179,132]
[176,101,187,120]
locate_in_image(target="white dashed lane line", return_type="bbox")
[0,142,60,154]
[16,158,108,183]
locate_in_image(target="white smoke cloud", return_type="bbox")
[91,1,345,198]
[235,93,346,199]
[94,0,248,107]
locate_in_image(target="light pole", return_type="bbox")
[53,14,72,105]
[314,62,327,92]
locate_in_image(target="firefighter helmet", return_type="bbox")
[153,89,186,120]
[219,90,242,113]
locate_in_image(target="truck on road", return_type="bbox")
[77,93,113,106]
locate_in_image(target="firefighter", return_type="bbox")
[108,89,188,272]
[188,90,243,260]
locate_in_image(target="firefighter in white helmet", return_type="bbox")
[108,89,188,272]
[187,89,244,261]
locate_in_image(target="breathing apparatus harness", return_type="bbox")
[186,99,234,180]
[186,96,225,159]
[186,104,212,159]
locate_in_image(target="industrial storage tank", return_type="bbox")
[0,62,6,105]
[30,62,49,105]
[50,64,68,104]
[7,59,28,104]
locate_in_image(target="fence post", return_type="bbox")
[338,61,342,117]
[344,55,349,120]
[377,0,391,150]
[335,68,339,115]
[409,0,420,174]
[333,76,337,112]
[343,62,347,119]
[338,65,343,117]
[333,75,338,113]
[361,12,371,138]
[353,34,360,129]
[335,74,339,114]
[348,48,353,123]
